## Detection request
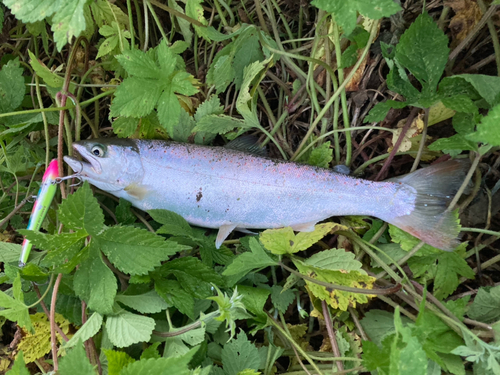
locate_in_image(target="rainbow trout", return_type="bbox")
[64,138,467,250]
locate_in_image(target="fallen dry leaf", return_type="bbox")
[446,0,482,44]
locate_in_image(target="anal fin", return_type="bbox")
[216,224,237,249]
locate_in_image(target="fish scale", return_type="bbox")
[64,138,468,250]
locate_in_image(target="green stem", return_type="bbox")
[146,0,168,42]
[352,151,419,175]
[267,314,325,375]
[332,21,351,166]
[291,20,379,161]
[461,227,500,237]
[127,0,135,48]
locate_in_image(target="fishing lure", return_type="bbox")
[19,159,59,267]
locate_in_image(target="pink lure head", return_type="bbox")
[42,159,59,183]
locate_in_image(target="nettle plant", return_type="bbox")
[0,0,499,374]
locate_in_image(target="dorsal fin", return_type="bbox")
[224,135,267,157]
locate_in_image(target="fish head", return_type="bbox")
[63,139,144,192]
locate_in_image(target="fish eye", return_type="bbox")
[91,144,105,157]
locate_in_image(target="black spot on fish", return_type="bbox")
[289,240,294,246]
[196,191,203,202]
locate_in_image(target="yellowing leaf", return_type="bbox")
[447,0,482,43]
[388,114,424,153]
[428,101,456,126]
[293,260,375,311]
[260,223,346,255]
[17,313,71,364]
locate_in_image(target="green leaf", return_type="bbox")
[311,0,401,35]
[104,349,135,375]
[360,309,411,347]
[238,285,270,322]
[116,290,169,314]
[194,95,224,120]
[112,116,138,138]
[0,273,33,332]
[64,312,103,350]
[395,13,449,94]
[115,198,136,225]
[28,50,72,90]
[149,209,193,237]
[0,242,22,263]
[441,95,478,114]
[260,223,341,255]
[106,310,156,348]
[220,331,261,375]
[0,58,24,113]
[110,77,163,118]
[51,0,88,51]
[6,351,30,375]
[155,279,194,318]
[364,100,407,123]
[58,182,105,236]
[73,244,117,315]
[193,114,248,134]
[467,286,500,323]
[428,134,477,152]
[156,85,181,135]
[157,256,224,299]
[58,342,95,375]
[270,285,295,314]
[393,309,428,375]
[141,342,161,360]
[306,141,333,168]
[96,226,188,275]
[116,48,160,78]
[467,102,500,146]
[305,248,364,272]
[409,249,475,300]
[223,237,277,276]
[232,31,264,90]
[236,58,272,127]
[446,74,500,107]
[121,348,196,375]
[362,339,391,372]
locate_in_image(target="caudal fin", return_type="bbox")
[387,159,470,251]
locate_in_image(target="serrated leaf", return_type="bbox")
[223,237,277,276]
[270,285,295,314]
[121,349,196,375]
[157,256,224,299]
[193,114,248,134]
[58,342,95,375]
[360,309,410,347]
[106,310,156,348]
[408,248,474,299]
[260,223,343,255]
[467,286,500,323]
[116,290,169,314]
[149,209,193,237]
[157,85,181,135]
[0,58,24,113]
[305,248,364,272]
[6,351,29,375]
[0,273,32,332]
[110,77,163,118]
[90,0,129,29]
[104,349,135,375]
[294,259,375,311]
[238,285,270,322]
[115,198,136,225]
[96,226,188,275]
[51,0,88,51]
[64,312,103,350]
[395,13,449,93]
[307,141,333,168]
[0,242,22,263]
[116,48,160,78]
[58,182,105,235]
[28,50,71,90]
[428,134,477,152]
[446,74,500,107]
[311,0,401,35]
[17,312,70,364]
[194,95,224,121]
[73,244,117,314]
[155,279,194,318]
[219,331,261,375]
[364,100,407,123]
[467,102,500,146]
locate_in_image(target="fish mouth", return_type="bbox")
[63,143,102,176]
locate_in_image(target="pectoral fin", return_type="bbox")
[291,222,317,232]
[216,223,237,249]
[124,183,149,200]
